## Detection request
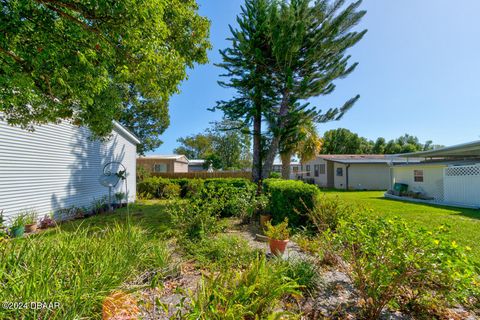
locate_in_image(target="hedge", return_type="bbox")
[263,179,320,227]
[138,177,255,200]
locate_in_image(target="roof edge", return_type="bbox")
[113,121,141,145]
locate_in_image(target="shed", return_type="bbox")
[0,119,140,222]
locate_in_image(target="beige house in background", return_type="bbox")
[303,155,415,190]
[137,155,189,173]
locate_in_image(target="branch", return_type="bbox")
[0,47,25,65]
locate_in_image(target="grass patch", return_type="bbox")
[322,190,480,264]
[0,201,175,319]
[184,234,262,271]
[0,222,170,319]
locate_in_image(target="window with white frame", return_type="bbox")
[414,170,424,182]
[306,165,311,176]
[154,163,168,173]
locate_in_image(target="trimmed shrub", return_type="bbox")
[263,179,320,227]
[335,215,478,319]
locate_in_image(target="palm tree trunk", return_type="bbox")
[280,152,292,179]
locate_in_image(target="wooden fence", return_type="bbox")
[150,171,252,180]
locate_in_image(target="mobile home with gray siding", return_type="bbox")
[0,119,140,222]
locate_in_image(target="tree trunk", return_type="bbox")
[252,104,262,186]
[261,91,290,179]
[280,152,292,179]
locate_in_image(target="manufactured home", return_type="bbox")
[137,155,189,173]
[303,155,415,190]
[389,141,480,208]
[0,119,140,222]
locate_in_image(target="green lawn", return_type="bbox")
[323,190,480,264]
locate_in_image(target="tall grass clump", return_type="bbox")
[184,256,301,319]
[0,223,170,319]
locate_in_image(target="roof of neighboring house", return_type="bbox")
[273,161,301,166]
[137,154,189,163]
[318,154,420,164]
[189,159,206,165]
[397,140,480,158]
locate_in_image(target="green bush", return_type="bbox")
[269,171,282,179]
[263,179,320,227]
[166,197,222,240]
[198,181,256,218]
[335,215,478,319]
[184,179,205,198]
[163,183,181,199]
[307,195,356,232]
[184,256,301,319]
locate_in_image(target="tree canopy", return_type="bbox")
[214,0,366,182]
[321,128,442,154]
[0,0,211,154]
[173,120,252,171]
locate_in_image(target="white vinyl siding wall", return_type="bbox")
[0,119,137,222]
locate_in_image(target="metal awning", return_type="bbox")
[397,140,480,158]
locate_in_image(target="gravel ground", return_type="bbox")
[131,221,476,319]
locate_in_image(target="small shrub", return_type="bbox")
[163,183,181,199]
[184,256,301,319]
[269,171,281,179]
[167,198,221,240]
[335,215,478,319]
[307,195,356,232]
[198,182,256,218]
[276,258,320,293]
[263,179,320,227]
[264,218,290,240]
[184,179,204,198]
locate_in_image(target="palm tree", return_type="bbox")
[279,121,322,179]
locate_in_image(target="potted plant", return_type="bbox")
[255,195,271,230]
[264,218,290,256]
[39,214,57,229]
[24,210,38,233]
[10,213,27,238]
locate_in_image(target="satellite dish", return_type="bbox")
[100,162,127,212]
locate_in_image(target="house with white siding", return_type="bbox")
[0,119,140,223]
[389,141,480,208]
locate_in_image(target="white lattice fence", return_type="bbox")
[443,165,480,206]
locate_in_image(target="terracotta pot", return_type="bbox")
[25,223,38,233]
[259,214,272,230]
[269,238,289,256]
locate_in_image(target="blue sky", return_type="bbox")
[150,0,480,155]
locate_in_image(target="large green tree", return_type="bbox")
[321,129,442,154]
[173,121,252,170]
[215,0,367,182]
[261,0,366,178]
[214,0,276,183]
[0,0,210,153]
